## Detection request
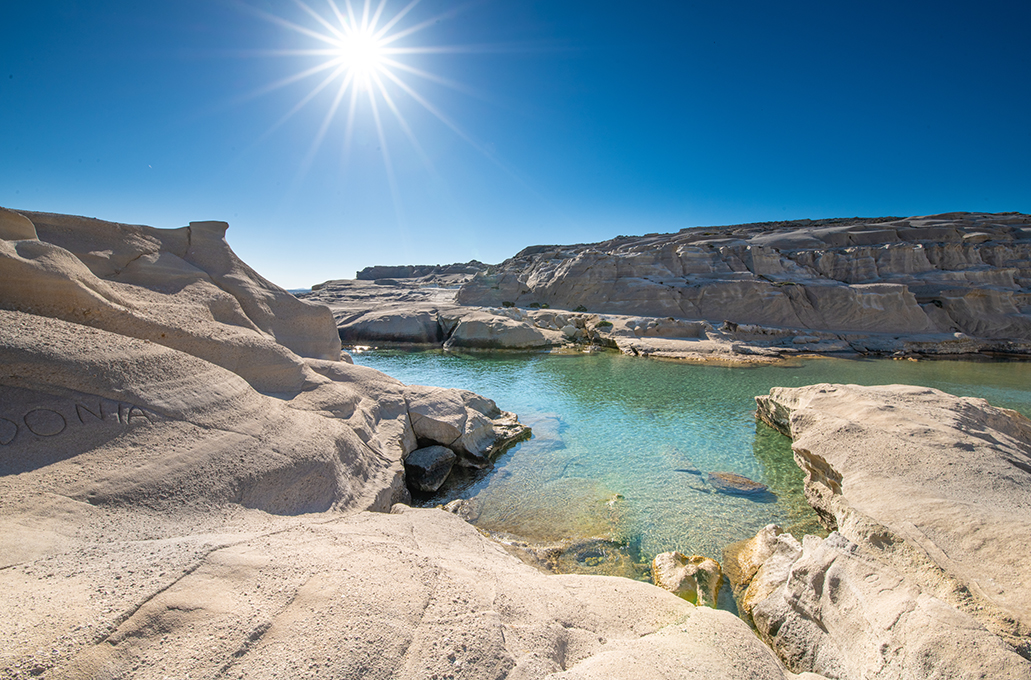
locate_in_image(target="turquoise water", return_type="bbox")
[353,350,1031,577]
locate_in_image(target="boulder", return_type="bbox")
[443,312,555,349]
[651,551,723,607]
[406,385,530,467]
[722,523,784,602]
[338,309,443,344]
[707,471,769,496]
[404,445,457,492]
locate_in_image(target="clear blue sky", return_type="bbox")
[3,1,1029,288]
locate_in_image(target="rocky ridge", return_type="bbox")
[729,384,1031,678]
[310,212,1031,361]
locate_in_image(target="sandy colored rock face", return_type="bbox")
[307,212,1031,361]
[746,384,1031,677]
[749,531,1031,680]
[456,213,1031,346]
[1,211,343,393]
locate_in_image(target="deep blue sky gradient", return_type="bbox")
[3,1,1029,287]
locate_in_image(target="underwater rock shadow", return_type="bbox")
[680,481,779,504]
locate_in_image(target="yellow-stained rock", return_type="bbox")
[651,551,722,607]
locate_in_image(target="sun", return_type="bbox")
[238,0,505,215]
[334,29,384,87]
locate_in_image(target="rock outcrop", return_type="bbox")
[307,213,1031,360]
[651,552,723,607]
[354,260,487,281]
[738,384,1031,678]
[457,213,1031,350]
[1,207,813,680]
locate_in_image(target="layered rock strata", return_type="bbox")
[457,213,1031,346]
[353,260,487,281]
[735,384,1031,678]
[308,213,1031,359]
[0,207,814,680]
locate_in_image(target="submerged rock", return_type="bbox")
[707,471,769,495]
[441,497,481,521]
[404,445,456,492]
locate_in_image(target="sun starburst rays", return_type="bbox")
[239,0,516,220]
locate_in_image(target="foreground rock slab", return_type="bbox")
[748,384,1031,677]
[7,507,825,680]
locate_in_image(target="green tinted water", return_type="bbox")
[353,350,1031,576]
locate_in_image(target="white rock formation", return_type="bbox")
[744,384,1031,677]
[455,213,1031,351]
[307,213,1031,360]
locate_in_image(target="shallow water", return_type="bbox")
[353,350,1031,577]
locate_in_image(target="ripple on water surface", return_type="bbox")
[353,350,1031,579]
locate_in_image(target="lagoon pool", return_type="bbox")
[353,350,1031,578]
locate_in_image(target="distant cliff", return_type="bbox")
[456,213,1031,340]
[355,260,487,281]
